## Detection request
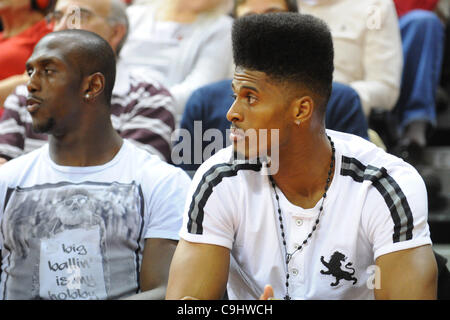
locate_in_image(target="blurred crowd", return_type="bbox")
[0,0,449,204]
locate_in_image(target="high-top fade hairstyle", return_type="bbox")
[232,12,334,114]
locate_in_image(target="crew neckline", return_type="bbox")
[45,140,127,174]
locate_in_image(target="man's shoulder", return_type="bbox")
[123,140,190,181]
[331,130,424,193]
[0,144,46,181]
[331,130,413,170]
[192,147,264,188]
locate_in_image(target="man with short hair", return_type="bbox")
[176,0,369,174]
[0,30,190,300]
[0,0,176,165]
[166,13,437,300]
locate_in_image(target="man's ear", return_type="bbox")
[291,95,315,125]
[82,72,105,102]
[109,24,127,55]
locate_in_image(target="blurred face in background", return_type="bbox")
[52,0,113,42]
[235,0,289,17]
[51,0,126,55]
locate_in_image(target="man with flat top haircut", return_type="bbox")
[166,13,437,300]
[176,0,369,175]
[0,30,190,300]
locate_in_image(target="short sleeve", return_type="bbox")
[362,166,432,260]
[144,167,192,241]
[179,162,237,250]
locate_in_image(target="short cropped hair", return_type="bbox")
[44,30,117,104]
[232,0,298,16]
[232,12,334,111]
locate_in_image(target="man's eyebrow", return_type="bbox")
[39,58,59,65]
[241,85,259,92]
[231,82,259,93]
[26,57,63,68]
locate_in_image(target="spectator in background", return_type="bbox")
[0,0,54,116]
[394,0,440,16]
[299,0,402,119]
[175,0,369,175]
[0,0,176,165]
[119,0,233,122]
[390,0,445,165]
[299,0,445,167]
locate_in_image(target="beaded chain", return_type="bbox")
[269,135,335,300]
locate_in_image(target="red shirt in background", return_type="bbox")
[394,0,439,17]
[0,20,53,81]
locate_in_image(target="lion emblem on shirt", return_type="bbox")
[320,251,358,287]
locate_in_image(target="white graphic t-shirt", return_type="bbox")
[0,140,191,300]
[180,130,432,300]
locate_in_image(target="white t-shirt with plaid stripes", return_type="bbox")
[180,130,432,300]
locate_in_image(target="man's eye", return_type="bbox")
[247,95,257,104]
[231,93,237,100]
[44,69,54,75]
[26,69,33,76]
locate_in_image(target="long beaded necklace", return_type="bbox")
[269,135,335,300]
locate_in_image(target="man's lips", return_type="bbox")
[26,96,42,113]
[229,126,245,142]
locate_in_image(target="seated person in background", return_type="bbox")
[299,0,445,166]
[119,0,233,122]
[390,0,445,164]
[0,0,54,115]
[0,0,176,165]
[175,0,369,174]
[166,13,437,300]
[0,29,190,300]
[394,0,440,17]
[299,0,402,119]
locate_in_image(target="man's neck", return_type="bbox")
[48,117,123,167]
[271,132,334,209]
[1,9,44,38]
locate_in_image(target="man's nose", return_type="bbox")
[226,100,243,123]
[26,71,40,94]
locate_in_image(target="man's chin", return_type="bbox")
[32,120,54,134]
